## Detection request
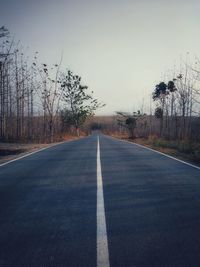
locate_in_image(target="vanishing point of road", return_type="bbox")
[0,134,200,267]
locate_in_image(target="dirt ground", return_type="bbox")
[0,135,82,165]
[0,143,51,165]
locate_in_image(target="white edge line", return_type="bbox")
[109,135,200,171]
[97,135,110,267]
[0,139,76,167]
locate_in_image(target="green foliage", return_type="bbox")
[167,80,177,92]
[0,26,9,39]
[60,109,74,126]
[60,70,104,134]
[116,110,145,139]
[153,82,168,100]
[155,107,163,118]
[153,80,177,101]
[126,117,136,129]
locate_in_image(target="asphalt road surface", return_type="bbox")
[0,134,200,267]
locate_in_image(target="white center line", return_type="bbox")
[97,136,110,267]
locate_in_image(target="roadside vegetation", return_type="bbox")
[87,57,200,164]
[88,114,200,164]
[0,27,103,145]
[134,137,200,164]
[1,27,200,165]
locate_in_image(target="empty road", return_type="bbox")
[0,134,200,267]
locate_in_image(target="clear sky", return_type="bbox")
[1,0,200,114]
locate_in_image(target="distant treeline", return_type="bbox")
[88,115,200,142]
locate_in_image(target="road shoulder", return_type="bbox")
[110,135,200,169]
[0,136,80,165]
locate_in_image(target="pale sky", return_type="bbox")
[1,0,200,114]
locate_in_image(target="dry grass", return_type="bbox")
[133,138,200,165]
[109,133,200,165]
[111,133,129,139]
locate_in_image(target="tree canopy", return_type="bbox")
[60,70,104,135]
